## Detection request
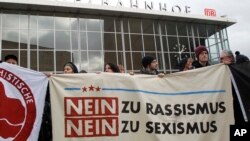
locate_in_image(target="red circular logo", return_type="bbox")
[0,68,36,141]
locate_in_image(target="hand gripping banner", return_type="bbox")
[0,62,48,141]
[50,64,234,141]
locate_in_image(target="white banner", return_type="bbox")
[50,64,234,141]
[0,62,48,141]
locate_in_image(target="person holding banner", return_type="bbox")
[63,62,78,73]
[4,54,18,65]
[193,45,210,68]
[179,57,194,71]
[220,49,250,125]
[104,63,120,73]
[220,49,235,65]
[140,56,159,75]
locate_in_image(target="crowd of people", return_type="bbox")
[1,46,249,141]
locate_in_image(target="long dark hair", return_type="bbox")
[63,62,78,73]
[104,63,120,73]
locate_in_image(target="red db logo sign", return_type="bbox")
[0,68,36,141]
[204,8,216,17]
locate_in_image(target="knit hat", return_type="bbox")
[194,45,208,59]
[142,56,155,68]
[63,62,78,73]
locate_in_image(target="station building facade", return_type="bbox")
[0,0,235,73]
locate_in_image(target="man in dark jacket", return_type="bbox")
[192,45,210,68]
[140,56,159,75]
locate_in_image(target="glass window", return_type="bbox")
[87,32,102,50]
[104,52,117,64]
[20,15,28,29]
[170,53,180,70]
[72,51,80,71]
[55,17,70,30]
[29,15,37,29]
[166,22,177,35]
[71,18,78,31]
[20,50,28,68]
[132,52,143,70]
[38,16,54,29]
[209,45,219,54]
[144,35,155,51]
[168,37,178,52]
[30,51,38,70]
[192,25,199,37]
[115,18,121,33]
[123,19,129,33]
[2,30,19,49]
[130,35,143,51]
[30,30,37,49]
[144,53,157,59]
[177,23,187,36]
[124,34,130,51]
[80,51,88,72]
[117,52,124,68]
[2,14,19,29]
[194,38,200,47]
[189,37,195,51]
[125,52,132,70]
[187,24,193,37]
[103,17,114,32]
[155,35,161,51]
[104,33,116,51]
[39,30,54,50]
[71,31,79,50]
[180,53,191,60]
[87,19,102,32]
[56,31,70,50]
[207,27,216,38]
[142,19,153,34]
[39,51,54,71]
[129,19,141,33]
[20,30,28,49]
[56,51,71,72]
[80,32,87,50]
[222,28,228,40]
[160,22,166,35]
[197,24,207,37]
[178,37,190,52]
[154,22,159,35]
[88,51,103,72]
[157,53,164,71]
[116,34,123,51]
[199,38,207,47]
[164,53,170,70]
[80,18,86,31]
[162,36,168,52]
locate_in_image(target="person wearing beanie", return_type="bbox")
[63,62,78,73]
[235,51,249,64]
[140,56,159,75]
[192,45,210,68]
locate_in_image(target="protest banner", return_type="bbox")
[50,64,234,141]
[0,62,48,141]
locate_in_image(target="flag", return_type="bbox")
[0,62,48,141]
